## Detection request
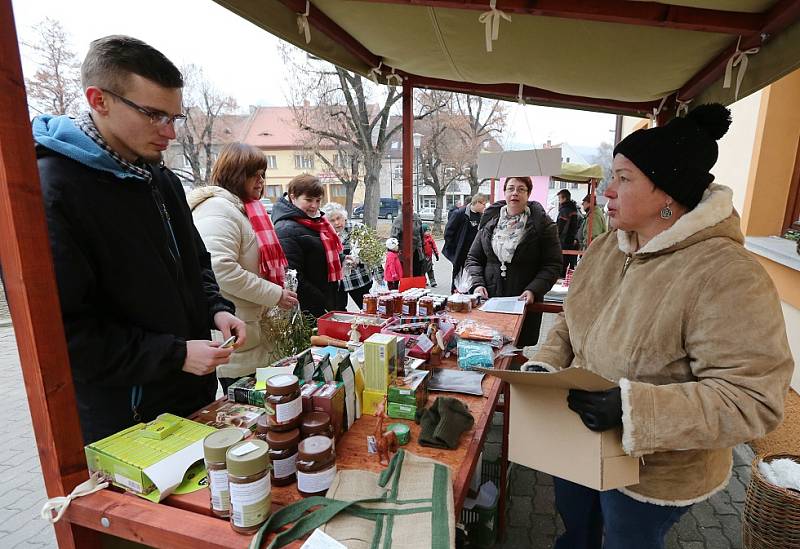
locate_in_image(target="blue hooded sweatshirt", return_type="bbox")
[32,114,145,181]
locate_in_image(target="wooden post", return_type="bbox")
[401,80,414,276]
[0,2,99,547]
[586,178,597,247]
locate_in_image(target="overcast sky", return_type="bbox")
[12,0,618,156]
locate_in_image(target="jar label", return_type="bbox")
[230,476,271,527]
[419,305,428,316]
[377,304,386,315]
[402,304,410,315]
[275,396,302,423]
[208,468,230,511]
[273,452,298,479]
[297,465,337,494]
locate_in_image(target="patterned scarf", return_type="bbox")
[244,199,287,287]
[293,215,343,282]
[491,205,530,277]
[76,112,152,181]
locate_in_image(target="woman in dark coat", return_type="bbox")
[273,174,342,317]
[465,176,563,345]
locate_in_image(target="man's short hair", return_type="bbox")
[210,143,267,201]
[470,193,488,206]
[288,174,324,199]
[81,35,183,93]
[557,189,572,200]
[582,194,592,204]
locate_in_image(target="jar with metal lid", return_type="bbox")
[255,414,269,442]
[265,374,302,431]
[226,440,271,534]
[300,411,334,440]
[418,296,434,316]
[402,296,417,316]
[296,436,337,497]
[203,428,245,518]
[377,295,394,318]
[363,294,378,315]
[265,428,300,487]
[392,293,404,315]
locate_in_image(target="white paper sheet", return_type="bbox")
[142,439,205,502]
[480,297,526,315]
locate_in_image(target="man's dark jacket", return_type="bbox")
[272,196,337,317]
[442,205,482,277]
[466,200,562,345]
[34,115,234,444]
[557,199,580,250]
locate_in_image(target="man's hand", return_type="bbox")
[214,311,247,348]
[519,290,535,304]
[567,388,622,432]
[474,286,488,299]
[278,289,299,310]
[182,340,234,376]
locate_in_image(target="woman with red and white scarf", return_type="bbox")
[273,174,343,318]
[189,143,298,392]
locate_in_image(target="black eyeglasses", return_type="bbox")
[101,88,186,128]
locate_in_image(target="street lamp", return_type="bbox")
[413,133,422,211]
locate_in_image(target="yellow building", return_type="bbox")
[622,69,800,392]
[240,106,365,207]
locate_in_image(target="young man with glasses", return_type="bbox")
[33,35,246,443]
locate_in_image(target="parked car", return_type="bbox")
[418,207,436,221]
[353,198,400,220]
[259,198,274,215]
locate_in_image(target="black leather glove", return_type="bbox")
[567,387,622,432]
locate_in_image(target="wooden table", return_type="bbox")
[65,309,524,548]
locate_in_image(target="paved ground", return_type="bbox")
[0,250,754,548]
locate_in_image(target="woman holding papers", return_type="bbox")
[526,104,793,549]
[465,176,562,345]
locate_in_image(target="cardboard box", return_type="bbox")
[362,389,387,416]
[312,381,345,439]
[363,333,397,392]
[226,376,265,407]
[387,402,417,420]
[85,414,215,502]
[317,311,388,342]
[301,381,323,414]
[480,368,639,491]
[388,369,429,408]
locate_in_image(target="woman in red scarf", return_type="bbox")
[273,174,343,318]
[189,143,298,392]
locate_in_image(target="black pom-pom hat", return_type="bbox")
[613,103,732,210]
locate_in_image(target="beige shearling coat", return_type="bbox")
[530,184,793,505]
[188,186,283,379]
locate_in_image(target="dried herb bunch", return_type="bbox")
[260,306,316,363]
[349,224,386,272]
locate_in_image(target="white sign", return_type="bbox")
[477,148,561,179]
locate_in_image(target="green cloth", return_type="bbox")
[417,397,474,449]
[579,207,607,249]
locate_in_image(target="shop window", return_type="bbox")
[331,184,347,197]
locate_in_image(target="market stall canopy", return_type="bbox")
[556,162,605,183]
[214,0,800,117]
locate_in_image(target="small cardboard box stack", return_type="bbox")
[387,369,429,420]
[362,333,397,415]
[480,368,639,490]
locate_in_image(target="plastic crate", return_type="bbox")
[460,455,502,548]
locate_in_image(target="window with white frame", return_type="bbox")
[294,154,314,169]
[266,155,277,169]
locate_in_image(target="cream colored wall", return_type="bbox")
[711,90,762,216]
[782,303,800,391]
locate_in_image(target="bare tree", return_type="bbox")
[453,94,506,196]
[23,18,83,116]
[592,141,614,194]
[176,64,238,186]
[283,46,441,228]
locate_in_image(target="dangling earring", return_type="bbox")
[660,203,673,219]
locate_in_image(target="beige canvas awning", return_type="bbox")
[213,0,800,117]
[556,162,605,183]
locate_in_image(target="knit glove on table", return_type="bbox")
[418,397,474,449]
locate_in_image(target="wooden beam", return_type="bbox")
[407,76,659,117]
[67,491,252,549]
[401,81,414,276]
[277,0,382,70]
[356,0,764,35]
[0,1,100,547]
[678,0,800,100]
